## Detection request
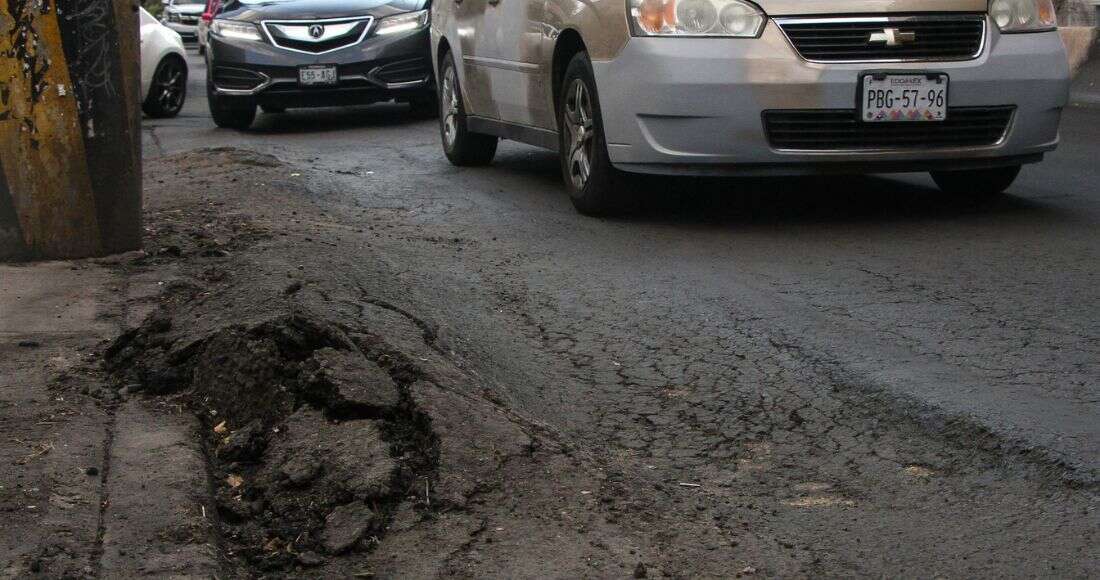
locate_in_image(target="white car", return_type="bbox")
[140,8,189,118]
[161,0,205,43]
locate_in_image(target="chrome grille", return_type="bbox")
[763,107,1015,151]
[261,18,373,55]
[775,15,986,62]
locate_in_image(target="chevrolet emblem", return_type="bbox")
[869,28,917,47]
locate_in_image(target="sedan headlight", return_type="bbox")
[629,0,765,37]
[211,19,264,41]
[374,9,429,36]
[989,0,1057,33]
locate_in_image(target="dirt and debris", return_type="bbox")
[103,307,433,574]
[14,146,1095,578]
[75,148,699,578]
[320,502,377,554]
[219,419,266,463]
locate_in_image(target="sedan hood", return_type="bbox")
[220,0,426,22]
[759,0,987,16]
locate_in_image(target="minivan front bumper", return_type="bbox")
[591,20,1070,175]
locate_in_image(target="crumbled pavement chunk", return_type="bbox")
[320,502,376,554]
[218,419,267,462]
[297,551,326,567]
[270,410,396,499]
[280,453,323,486]
[307,348,400,411]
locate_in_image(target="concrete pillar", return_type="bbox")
[0,0,141,262]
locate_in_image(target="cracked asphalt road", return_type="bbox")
[144,52,1099,575]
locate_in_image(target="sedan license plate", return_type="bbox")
[299,65,337,86]
[860,74,948,122]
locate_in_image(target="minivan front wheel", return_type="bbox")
[930,165,1021,199]
[439,51,497,166]
[559,52,621,216]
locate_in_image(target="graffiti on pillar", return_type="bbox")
[0,82,10,120]
[2,0,51,105]
[0,0,53,146]
[58,0,115,137]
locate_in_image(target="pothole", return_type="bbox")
[104,310,439,573]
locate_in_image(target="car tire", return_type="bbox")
[260,105,286,114]
[438,50,497,166]
[558,52,622,216]
[142,55,187,118]
[930,165,1021,198]
[207,75,256,130]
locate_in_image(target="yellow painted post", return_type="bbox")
[0,0,141,261]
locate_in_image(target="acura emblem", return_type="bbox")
[868,27,916,47]
[308,24,325,38]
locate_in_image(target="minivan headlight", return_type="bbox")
[629,0,765,37]
[374,9,429,36]
[989,0,1056,33]
[212,19,263,41]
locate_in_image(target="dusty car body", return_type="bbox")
[430,0,1070,214]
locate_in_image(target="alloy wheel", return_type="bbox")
[563,78,595,190]
[441,65,459,150]
[156,59,185,113]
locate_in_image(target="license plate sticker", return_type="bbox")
[860,74,948,122]
[299,65,338,86]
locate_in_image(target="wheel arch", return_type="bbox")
[551,29,587,126]
[160,50,188,70]
[436,35,452,75]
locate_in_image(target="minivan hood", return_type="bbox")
[219,0,425,22]
[759,0,987,16]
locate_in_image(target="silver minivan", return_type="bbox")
[430,0,1070,214]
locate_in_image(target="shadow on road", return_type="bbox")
[489,149,1062,228]
[247,103,435,135]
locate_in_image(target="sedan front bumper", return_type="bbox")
[591,21,1070,175]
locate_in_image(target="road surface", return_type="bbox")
[138,51,1100,575]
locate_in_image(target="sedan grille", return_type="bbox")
[763,107,1015,151]
[775,15,986,62]
[261,18,373,55]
